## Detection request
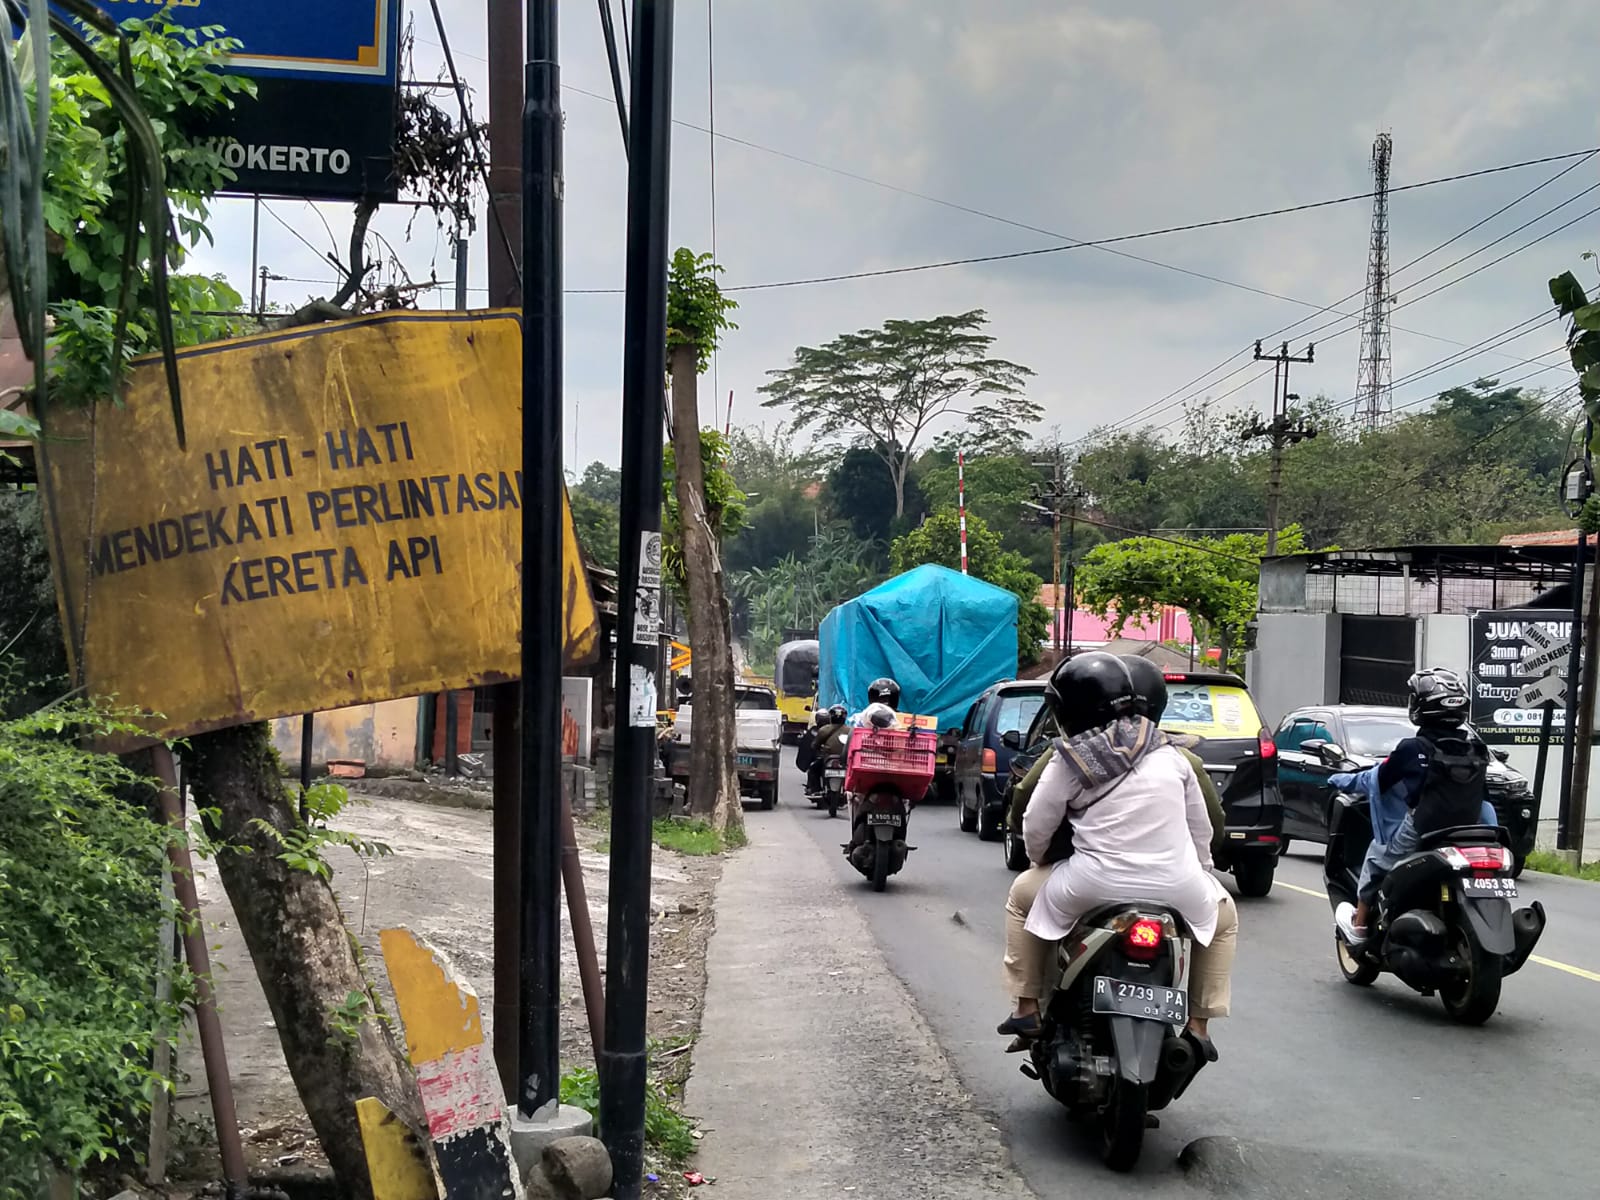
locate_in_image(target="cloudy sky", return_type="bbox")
[189,0,1600,471]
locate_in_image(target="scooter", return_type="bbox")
[1325,790,1546,1025]
[1023,902,1210,1171]
[841,718,935,891]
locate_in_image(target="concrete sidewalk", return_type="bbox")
[685,807,1035,1199]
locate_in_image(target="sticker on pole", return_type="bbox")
[633,587,661,646]
[640,531,663,589]
[629,663,657,727]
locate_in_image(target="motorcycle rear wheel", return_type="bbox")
[1099,1076,1147,1172]
[1335,932,1379,986]
[1440,925,1502,1025]
[827,792,840,819]
[871,841,891,892]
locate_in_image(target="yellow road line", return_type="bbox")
[1529,954,1600,983]
[1275,880,1328,900]
[1272,877,1600,983]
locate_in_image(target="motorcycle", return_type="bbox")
[1324,786,1547,1025]
[821,754,846,818]
[842,718,936,891]
[1024,902,1208,1171]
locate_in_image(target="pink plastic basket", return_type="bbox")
[845,724,937,799]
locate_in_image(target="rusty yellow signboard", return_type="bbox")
[36,310,598,740]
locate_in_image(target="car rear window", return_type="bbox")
[1344,715,1416,757]
[993,691,1046,741]
[735,691,777,710]
[1160,683,1261,739]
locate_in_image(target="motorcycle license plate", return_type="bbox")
[1091,976,1188,1025]
[735,754,756,767]
[866,812,904,827]
[825,771,846,784]
[1461,876,1518,900]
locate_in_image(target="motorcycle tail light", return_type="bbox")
[1125,918,1164,961]
[1441,845,1512,873]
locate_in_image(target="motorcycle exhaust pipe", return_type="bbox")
[1161,1034,1195,1078]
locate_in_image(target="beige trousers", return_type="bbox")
[1003,866,1238,1020]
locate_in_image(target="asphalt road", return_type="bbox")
[778,759,1600,1197]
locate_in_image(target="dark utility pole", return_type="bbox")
[517,0,565,1119]
[603,2,674,1195]
[486,0,525,1100]
[1244,340,1316,556]
[1558,417,1594,853]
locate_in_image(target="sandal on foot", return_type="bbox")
[1183,1029,1219,1063]
[996,1012,1043,1039]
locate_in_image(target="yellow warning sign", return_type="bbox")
[36,310,599,740]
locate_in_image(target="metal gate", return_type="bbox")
[1339,615,1415,706]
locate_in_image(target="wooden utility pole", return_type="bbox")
[1029,446,1083,660]
[1243,340,1316,556]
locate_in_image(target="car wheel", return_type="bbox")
[1004,820,1029,871]
[958,790,978,833]
[1234,857,1275,898]
[977,798,1001,842]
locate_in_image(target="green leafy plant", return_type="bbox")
[247,781,392,881]
[662,428,746,597]
[0,687,188,1189]
[651,818,724,857]
[666,248,738,372]
[560,1061,698,1166]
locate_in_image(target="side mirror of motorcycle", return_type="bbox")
[1492,748,1510,763]
[1001,729,1022,751]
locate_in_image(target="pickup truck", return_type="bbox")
[668,683,785,809]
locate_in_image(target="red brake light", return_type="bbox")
[1258,728,1277,759]
[1163,673,1185,682]
[1125,918,1164,960]
[982,747,997,773]
[1445,845,1512,872]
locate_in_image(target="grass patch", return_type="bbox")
[560,1063,697,1166]
[1525,849,1600,881]
[652,818,724,856]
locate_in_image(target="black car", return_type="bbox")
[1000,670,1284,897]
[1274,704,1538,869]
[954,681,1048,841]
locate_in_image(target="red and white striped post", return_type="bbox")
[957,447,969,574]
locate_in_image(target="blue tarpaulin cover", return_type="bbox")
[818,564,1019,731]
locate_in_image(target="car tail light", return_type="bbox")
[1125,918,1164,961]
[1442,845,1513,873]
[1258,728,1277,759]
[982,748,997,773]
[1164,673,1186,682]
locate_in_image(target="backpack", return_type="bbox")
[1410,732,1490,837]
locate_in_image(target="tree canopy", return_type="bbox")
[760,310,1039,518]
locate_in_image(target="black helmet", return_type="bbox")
[829,704,848,724]
[1045,651,1139,737]
[813,709,831,727]
[1407,667,1469,726]
[866,677,901,707]
[1120,656,1169,724]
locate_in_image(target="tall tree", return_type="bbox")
[665,249,744,838]
[822,444,923,548]
[570,461,622,570]
[761,310,1039,518]
[889,510,1050,665]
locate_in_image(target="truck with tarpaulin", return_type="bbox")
[818,565,1020,800]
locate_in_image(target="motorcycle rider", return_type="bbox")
[1335,667,1493,945]
[998,652,1237,1059]
[853,676,902,729]
[801,705,849,794]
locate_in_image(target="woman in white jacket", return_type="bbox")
[998,653,1238,1059]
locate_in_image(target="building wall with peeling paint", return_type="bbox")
[272,698,421,773]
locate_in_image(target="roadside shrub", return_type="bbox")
[0,690,186,1191]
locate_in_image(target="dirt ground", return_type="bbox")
[168,785,722,1195]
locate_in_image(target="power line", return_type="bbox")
[1081,155,1600,442]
